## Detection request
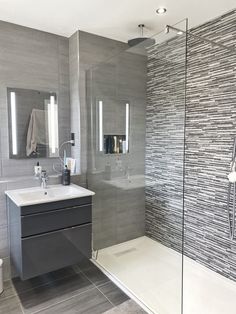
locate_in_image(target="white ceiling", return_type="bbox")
[0,0,235,42]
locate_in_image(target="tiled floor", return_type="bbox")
[0,259,146,314]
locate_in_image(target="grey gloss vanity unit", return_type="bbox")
[5,184,95,280]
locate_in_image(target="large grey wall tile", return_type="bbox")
[0,20,70,177]
[0,225,9,258]
[0,20,70,278]
[2,256,11,281]
[82,30,147,250]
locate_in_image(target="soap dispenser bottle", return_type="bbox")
[62,165,71,186]
[34,162,42,177]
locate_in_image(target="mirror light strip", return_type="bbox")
[50,95,56,154]
[99,100,103,152]
[126,103,130,152]
[47,95,58,156]
[10,92,17,155]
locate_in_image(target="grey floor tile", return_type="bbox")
[98,282,129,306]
[36,287,113,314]
[13,266,77,295]
[75,259,110,287]
[17,271,94,314]
[0,295,23,314]
[0,280,17,300]
[74,258,97,271]
[103,299,147,314]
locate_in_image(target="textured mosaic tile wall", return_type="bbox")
[145,35,186,252]
[146,9,236,280]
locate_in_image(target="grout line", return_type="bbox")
[77,264,109,289]
[13,267,83,297]
[0,281,18,301]
[12,267,94,314]
[14,293,25,314]
[78,268,115,308]
[10,264,121,314]
[92,259,154,314]
[96,284,116,308]
[0,292,24,314]
[29,286,97,314]
[95,280,113,289]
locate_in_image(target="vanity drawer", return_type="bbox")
[21,223,92,280]
[21,196,92,215]
[21,204,92,237]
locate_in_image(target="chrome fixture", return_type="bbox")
[59,139,75,164]
[128,24,155,48]
[40,170,48,189]
[165,25,170,34]
[156,7,167,14]
[165,24,236,53]
[52,136,76,174]
[227,137,236,240]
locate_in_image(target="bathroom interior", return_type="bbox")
[0,1,236,314]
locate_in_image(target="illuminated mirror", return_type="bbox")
[97,99,130,154]
[7,87,59,159]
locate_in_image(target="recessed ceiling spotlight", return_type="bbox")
[156,7,167,14]
[177,31,184,35]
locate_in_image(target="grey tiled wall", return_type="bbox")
[69,32,82,176]
[146,9,236,281]
[145,33,186,252]
[185,10,236,280]
[79,31,147,250]
[0,21,71,280]
[0,21,71,177]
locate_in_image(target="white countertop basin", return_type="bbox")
[5,184,95,207]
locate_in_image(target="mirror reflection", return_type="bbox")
[7,88,59,159]
[97,99,130,154]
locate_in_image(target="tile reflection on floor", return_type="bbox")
[0,259,146,314]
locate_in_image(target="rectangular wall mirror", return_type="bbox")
[97,99,130,154]
[7,87,59,159]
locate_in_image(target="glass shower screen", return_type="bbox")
[86,19,188,314]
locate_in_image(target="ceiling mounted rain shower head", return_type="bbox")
[128,24,155,48]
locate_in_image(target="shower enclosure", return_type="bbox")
[86,19,187,314]
[85,9,236,314]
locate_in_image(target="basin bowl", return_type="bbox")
[5,184,95,206]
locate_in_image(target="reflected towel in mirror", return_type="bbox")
[26,109,46,156]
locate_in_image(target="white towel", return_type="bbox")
[26,109,46,156]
